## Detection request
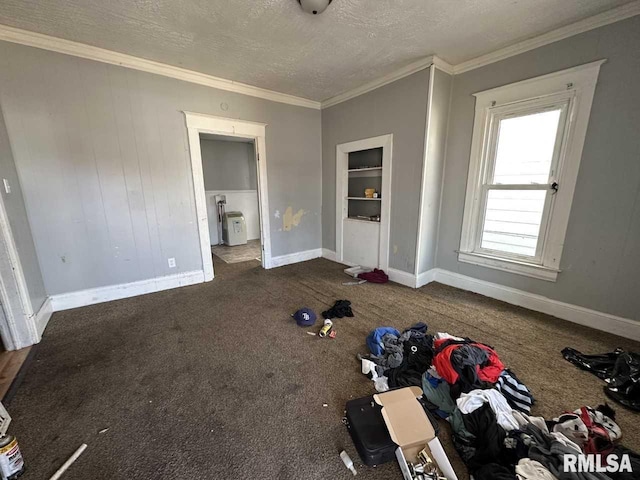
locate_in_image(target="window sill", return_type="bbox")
[457,251,560,282]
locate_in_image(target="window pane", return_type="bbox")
[481,189,546,257]
[492,109,562,185]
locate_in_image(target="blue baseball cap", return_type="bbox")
[292,308,317,327]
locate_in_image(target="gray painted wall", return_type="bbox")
[437,16,640,320]
[418,67,452,274]
[322,70,430,273]
[201,139,257,191]
[0,41,322,296]
[0,105,46,311]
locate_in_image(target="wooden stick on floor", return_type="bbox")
[49,443,87,480]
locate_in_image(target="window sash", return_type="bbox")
[475,185,551,263]
[471,96,572,264]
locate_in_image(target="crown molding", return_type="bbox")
[431,56,455,75]
[321,56,440,109]
[1,1,638,111]
[321,2,638,108]
[452,1,640,74]
[0,24,322,110]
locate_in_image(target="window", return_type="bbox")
[459,61,604,281]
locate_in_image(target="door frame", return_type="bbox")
[0,188,40,350]
[335,134,393,271]
[183,112,271,280]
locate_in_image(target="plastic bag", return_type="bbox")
[562,347,640,412]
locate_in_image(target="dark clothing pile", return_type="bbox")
[462,403,506,471]
[387,332,434,388]
[562,347,640,412]
[322,299,354,319]
[365,323,434,388]
[473,463,514,480]
[433,338,505,395]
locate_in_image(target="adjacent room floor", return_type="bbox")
[9,258,640,479]
[211,239,262,264]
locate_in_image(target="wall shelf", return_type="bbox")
[348,168,383,178]
[346,217,381,224]
[337,140,391,271]
[348,167,382,172]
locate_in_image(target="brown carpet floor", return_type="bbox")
[9,258,640,479]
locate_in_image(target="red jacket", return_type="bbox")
[433,338,504,385]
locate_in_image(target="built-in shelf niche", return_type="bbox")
[348,147,382,169]
[347,147,382,222]
[336,135,392,270]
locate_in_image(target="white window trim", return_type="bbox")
[459,60,605,282]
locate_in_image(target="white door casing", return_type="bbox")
[183,112,271,278]
[335,134,393,271]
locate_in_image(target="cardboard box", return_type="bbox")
[343,265,372,278]
[374,386,459,480]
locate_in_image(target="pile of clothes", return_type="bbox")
[359,325,640,480]
[361,323,434,390]
[448,398,638,480]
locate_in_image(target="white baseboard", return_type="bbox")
[268,248,323,269]
[50,270,205,311]
[286,251,639,341]
[321,250,420,288]
[34,296,53,337]
[430,268,640,342]
[321,248,337,262]
[387,268,418,288]
[417,269,437,288]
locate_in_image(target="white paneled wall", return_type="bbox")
[0,51,199,294]
[0,41,322,295]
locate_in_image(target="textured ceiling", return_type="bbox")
[0,0,634,101]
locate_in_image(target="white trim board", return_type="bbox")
[0,24,321,110]
[267,248,323,269]
[458,60,603,282]
[414,64,436,278]
[1,2,636,111]
[0,171,40,350]
[417,269,437,289]
[322,249,419,288]
[335,134,393,273]
[321,248,337,262]
[452,2,640,74]
[184,113,272,278]
[430,268,640,342]
[322,56,441,109]
[320,2,638,107]
[387,268,418,289]
[320,249,640,341]
[33,297,53,338]
[50,270,205,311]
[47,246,323,314]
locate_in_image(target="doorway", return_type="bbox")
[200,134,262,265]
[184,113,271,280]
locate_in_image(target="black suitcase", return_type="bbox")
[344,393,439,467]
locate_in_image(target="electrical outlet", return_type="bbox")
[168,257,176,268]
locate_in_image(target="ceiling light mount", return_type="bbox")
[298,0,332,15]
